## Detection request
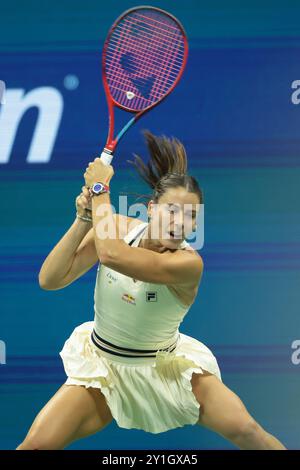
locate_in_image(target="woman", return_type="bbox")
[17,131,286,450]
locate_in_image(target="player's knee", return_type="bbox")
[225,416,261,444]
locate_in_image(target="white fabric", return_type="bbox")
[59,222,222,434]
[93,222,192,349]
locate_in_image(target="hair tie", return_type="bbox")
[165,171,184,177]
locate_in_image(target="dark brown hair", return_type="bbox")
[126,130,203,204]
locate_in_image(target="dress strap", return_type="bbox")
[123,221,148,246]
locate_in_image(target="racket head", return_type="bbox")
[102,6,188,114]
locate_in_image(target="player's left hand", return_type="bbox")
[84,157,114,187]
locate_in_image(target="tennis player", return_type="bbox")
[16,131,286,450]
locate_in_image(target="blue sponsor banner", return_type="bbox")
[1,46,300,171]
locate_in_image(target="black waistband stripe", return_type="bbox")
[91,329,178,358]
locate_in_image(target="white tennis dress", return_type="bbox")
[59,221,222,434]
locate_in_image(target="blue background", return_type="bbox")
[0,0,300,450]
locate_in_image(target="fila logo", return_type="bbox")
[146,292,157,302]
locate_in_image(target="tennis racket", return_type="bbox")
[99,5,188,166]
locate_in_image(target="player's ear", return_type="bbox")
[147,199,154,220]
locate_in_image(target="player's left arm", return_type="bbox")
[101,243,203,285]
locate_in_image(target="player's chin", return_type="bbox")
[161,234,183,248]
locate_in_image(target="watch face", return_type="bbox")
[93,183,103,193]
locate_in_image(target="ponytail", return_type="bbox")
[126,130,203,204]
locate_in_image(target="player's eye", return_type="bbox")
[169,208,179,216]
[184,212,196,218]
[167,204,179,213]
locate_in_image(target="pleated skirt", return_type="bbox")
[59,321,222,434]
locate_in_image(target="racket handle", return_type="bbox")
[100,150,113,166]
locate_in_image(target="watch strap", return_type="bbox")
[89,182,110,197]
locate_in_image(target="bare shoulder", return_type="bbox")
[166,247,203,307]
[175,243,203,265]
[175,246,203,277]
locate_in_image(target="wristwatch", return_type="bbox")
[89,182,110,197]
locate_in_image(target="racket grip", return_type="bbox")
[100,150,113,166]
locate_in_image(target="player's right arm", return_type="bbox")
[39,186,97,290]
[39,222,98,290]
[39,211,137,290]
[38,185,97,290]
[39,183,142,290]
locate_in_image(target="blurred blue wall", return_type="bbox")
[0,0,299,450]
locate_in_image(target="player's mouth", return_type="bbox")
[168,230,182,240]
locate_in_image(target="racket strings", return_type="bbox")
[134,11,180,33]
[106,34,183,105]
[122,16,182,47]
[107,32,183,69]
[111,16,183,74]
[106,41,183,82]
[105,45,182,96]
[108,26,184,86]
[107,28,182,80]
[104,9,186,110]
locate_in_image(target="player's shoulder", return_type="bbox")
[175,244,203,264]
[171,242,203,276]
[175,238,202,259]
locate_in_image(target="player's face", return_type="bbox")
[149,187,200,248]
